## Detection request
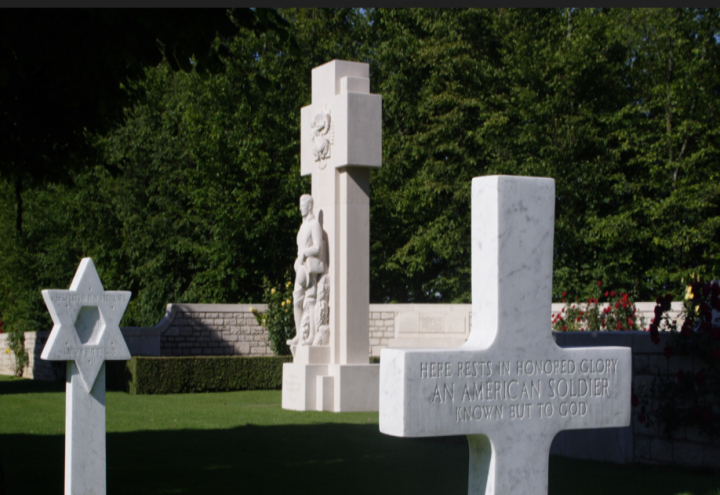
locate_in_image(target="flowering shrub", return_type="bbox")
[5,321,28,376]
[551,282,642,332]
[251,276,294,356]
[643,279,719,438]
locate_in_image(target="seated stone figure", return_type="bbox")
[287,194,329,348]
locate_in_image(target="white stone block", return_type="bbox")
[316,375,335,411]
[379,176,632,495]
[282,363,329,411]
[40,258,131,495]
[301,60,382,174]
[293,345,331,365]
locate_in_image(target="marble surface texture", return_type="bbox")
[41,258,131,392]
[379,176,632,494]
[283,60,381,412]
[41,258,131,495]
[66,361,106,495]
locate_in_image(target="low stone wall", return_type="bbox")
[631,333,720,468]
[121,304,273,358]
[367,302,684,357]
[158,304,273,357]
[0,331,62,381]
[368,309,396,356]
[549,331,719,469]
[1,300,686,371]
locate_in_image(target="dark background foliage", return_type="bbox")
[0,8,718,333]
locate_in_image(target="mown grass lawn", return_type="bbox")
[1,375,718,495]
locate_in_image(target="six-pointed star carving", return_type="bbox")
[41,258,131,392]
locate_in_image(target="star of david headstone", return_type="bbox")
[379,176,632,495]
[41,258,131,392]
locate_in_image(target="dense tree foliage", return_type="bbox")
[0,8,718,339]
[0,8,293,234]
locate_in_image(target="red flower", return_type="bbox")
[616,322,623,330]
[628,319,634,326]
[577,317,582,323]
[561,298,565,302]
[562,291,567,297]
[614,302,620,309]
[580,311,584,316]
[664,344,674,359]
[597,281,603,287]
[611,291,616,297]
[604,291,609,297]
[561,307,565,313]
[695,371,706,386]
[562,326,567,332]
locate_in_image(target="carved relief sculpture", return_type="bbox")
[287,194,329,351]
[310,108,333,167]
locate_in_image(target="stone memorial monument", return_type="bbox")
[379,176,632,494]
[282,60,381,412]
[41,258,131,495]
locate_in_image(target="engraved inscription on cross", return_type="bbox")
[379,176,631,495]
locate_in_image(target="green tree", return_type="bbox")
[369,8,504,302]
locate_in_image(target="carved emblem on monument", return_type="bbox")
[287,194,329,354]
[310,108,333,168]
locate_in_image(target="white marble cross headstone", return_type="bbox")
[41,258,131,495]
[283,60,382,412]
[379,176,631,494]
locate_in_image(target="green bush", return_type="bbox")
[106,356,293,395]
[252,275,295,355]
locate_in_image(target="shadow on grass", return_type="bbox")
[0,376,64,394]
[3,423,719,495]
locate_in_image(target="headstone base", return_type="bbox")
[292,345,331,365]
[282,362,379,412]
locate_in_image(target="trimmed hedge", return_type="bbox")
[106,356,293,395]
